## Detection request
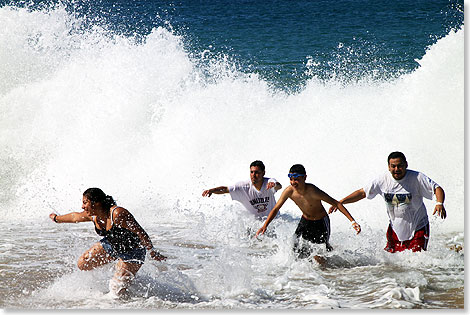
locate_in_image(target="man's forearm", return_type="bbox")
[435,186,445,203]
[340,189,366,204]
[210,186,229,194]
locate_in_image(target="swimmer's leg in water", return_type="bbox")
[77,242,142,298]
[109,260,142,298]
[293,238,332,267]
[77,242,115,271]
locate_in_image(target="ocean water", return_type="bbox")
[0,0,464,310]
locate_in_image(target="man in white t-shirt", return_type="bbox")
[329,152,446,253]
[202,160,282,218]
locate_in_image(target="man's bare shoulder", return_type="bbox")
[284,185,295,194]
[305,183,319,191]
[278,185,294,201]
[306,183,324,197]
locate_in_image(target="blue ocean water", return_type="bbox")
[0,0,465,310]
[5,0,464,90]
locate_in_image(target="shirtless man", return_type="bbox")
[256,164,361,262]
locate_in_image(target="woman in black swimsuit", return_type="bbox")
[49,188,166,297]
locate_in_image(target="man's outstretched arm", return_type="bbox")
[328,188,366,213]
[256,187,291,237]
[202,186,229,197]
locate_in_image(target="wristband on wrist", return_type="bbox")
[436,202,443,206]
[351,220,356,225]
[53,214,58,223]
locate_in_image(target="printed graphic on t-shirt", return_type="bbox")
[384,193,413,219]
[250,197,270,213]
[384,193,412,205]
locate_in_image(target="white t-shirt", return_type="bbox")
[363,170,439,241]
[228,177,278,217]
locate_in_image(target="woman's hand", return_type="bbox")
[150,249,167,261]
[49,213,58,223]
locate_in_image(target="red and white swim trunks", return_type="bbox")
[384,224,429,253]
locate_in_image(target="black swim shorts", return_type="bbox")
[100,237,146,264]
[293,215,332,257]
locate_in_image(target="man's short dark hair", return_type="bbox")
[289,164,306,175]
[250,160,265,171]
[387,151,407,163]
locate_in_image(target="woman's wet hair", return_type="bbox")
[83,188,116,209]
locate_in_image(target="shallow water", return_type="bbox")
[0,216,463,309]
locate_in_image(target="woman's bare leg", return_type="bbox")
[77,242,115,271]
[109,260,142,297]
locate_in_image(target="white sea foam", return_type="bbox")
[0,4,463,232]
